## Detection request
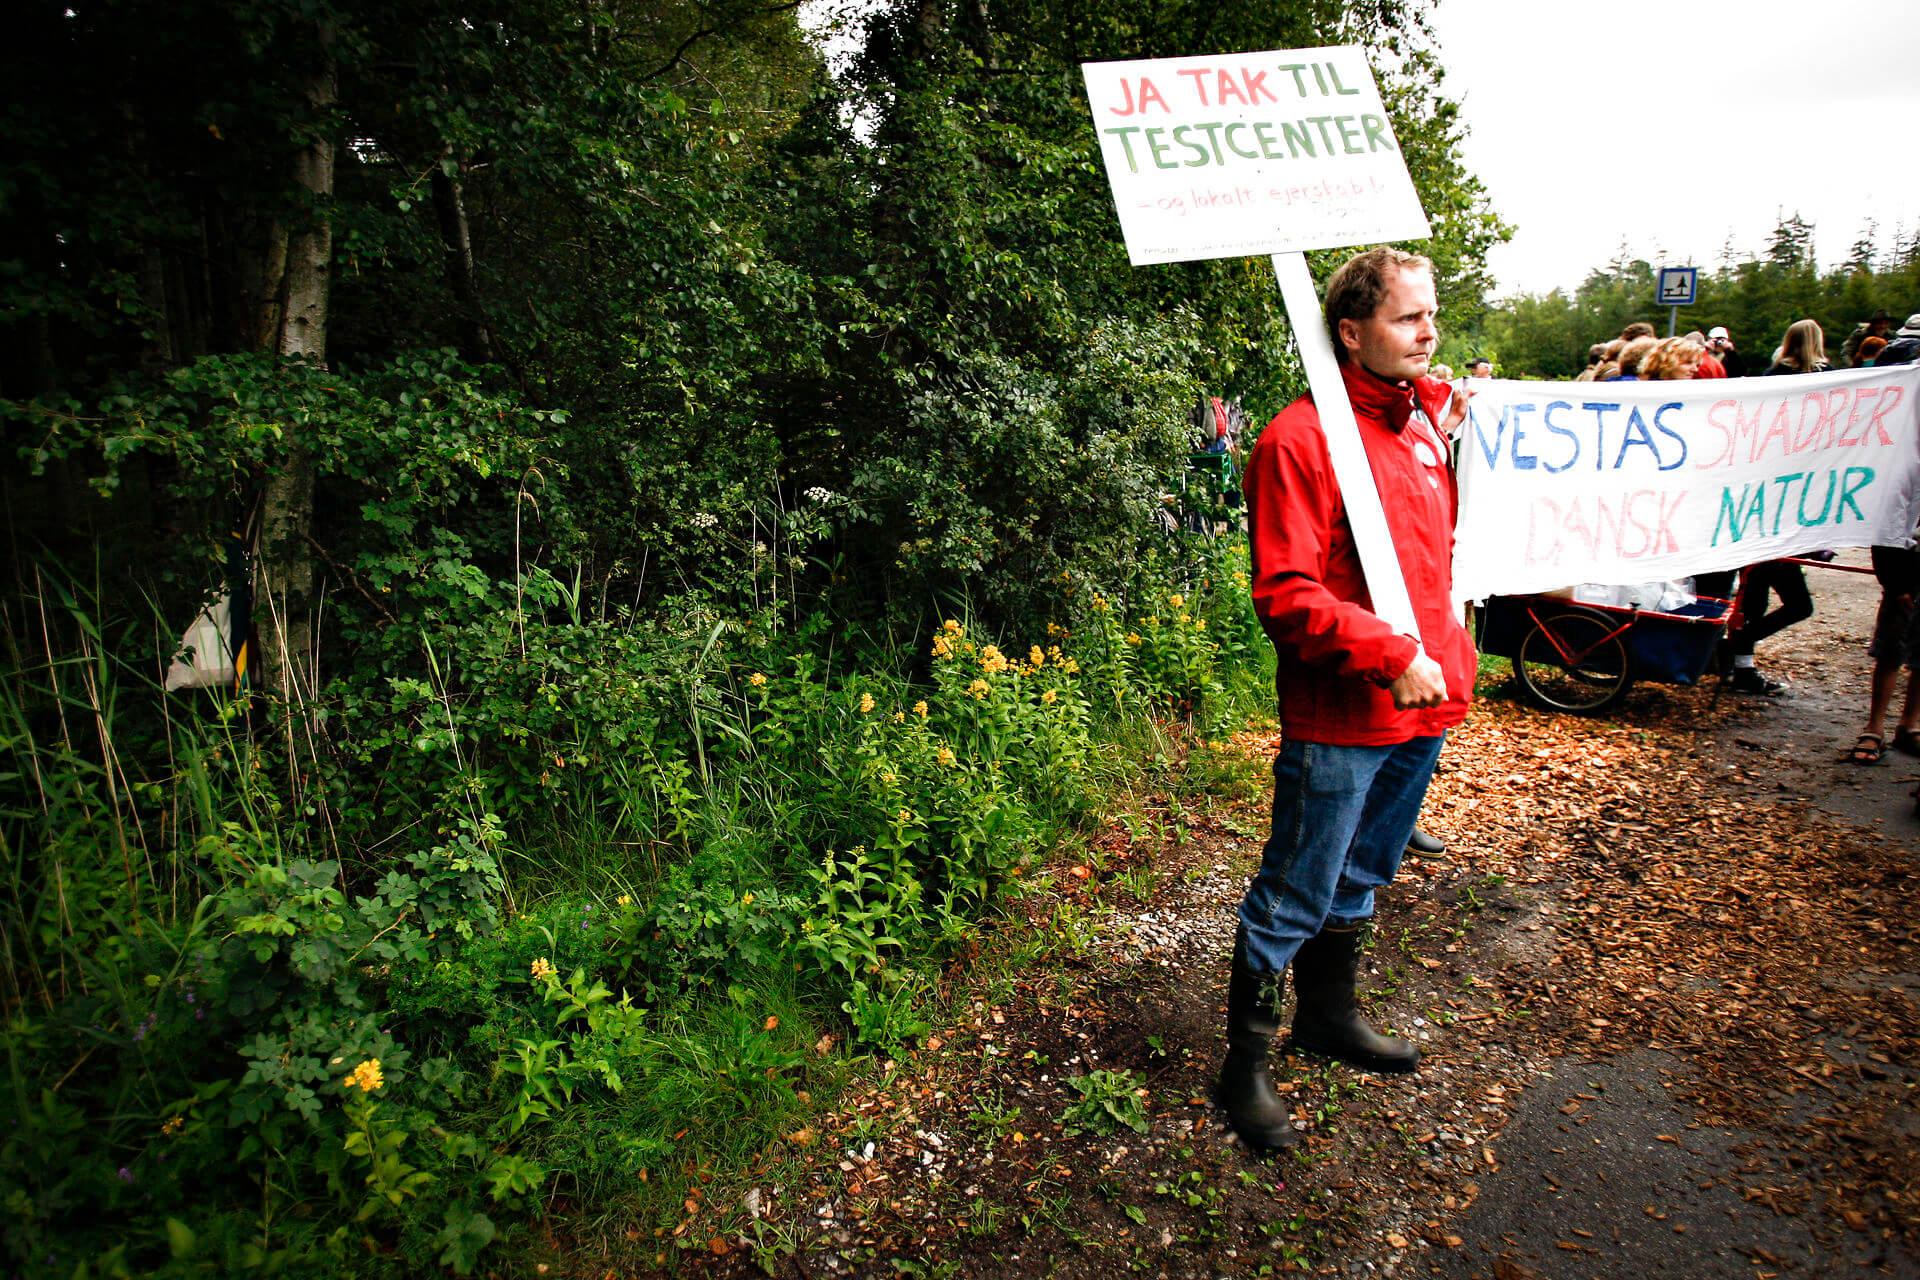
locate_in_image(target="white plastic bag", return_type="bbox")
[164,594,237,691]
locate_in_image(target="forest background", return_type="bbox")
[1,0,1778,1274]
[1454,214,1920,378]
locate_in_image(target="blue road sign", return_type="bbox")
[1657,267,1698,307]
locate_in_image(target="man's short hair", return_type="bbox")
[1324,247,1433,362]
[1620,322,1656,341]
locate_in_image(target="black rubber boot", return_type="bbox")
[1215,928,1299,1151]
[1288,923,1420,1074]
[1405,826,1445,857]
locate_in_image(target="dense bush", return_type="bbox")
[0,534,1268,1275]
[0,0,1495,1272]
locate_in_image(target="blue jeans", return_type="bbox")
[1236,734,1445,974]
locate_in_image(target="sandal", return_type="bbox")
[1894,728,1920,758]
[1850,733,1886,765]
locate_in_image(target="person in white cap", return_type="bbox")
[1687,330,1727,378]
[1705,325,1745,377]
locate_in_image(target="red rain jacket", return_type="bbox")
[1241,360,1476,745]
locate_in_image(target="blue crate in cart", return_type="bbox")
[1625,597,1732,683]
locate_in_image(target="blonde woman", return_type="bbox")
[1712,320,1826,693]
[1640,336,1705,381]
[1766,319,1829,375]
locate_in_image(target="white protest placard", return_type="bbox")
[1452,365,1920,603]
[1082,46,1436,641]
[1080,47,1431,265]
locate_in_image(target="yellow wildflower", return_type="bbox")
[616,893,633,907]
[913,700,929,718]
[936,746,956,766]
[161,1116,184,1137]
[345,1059,384,1093]
[943,618,962,634]
[749,672,768,687]
[1125,632,1142,646]
[931,634,954,659]
[880,770,896,784]
[1169,594,1184,609]
[1061,658,1081,674]
[743,892,755,905]
[979,645,1008,674]
[858,692,875,713]
[893,710,905,723]
[967,678,990,700]
[1041,688,1058,705]
[530,957,555,981]
[1029,645,1045,667]
[1046,622,1063,637]
[1195,619,1207,630]
[897,808,913,824]
[1091,595,1109,612]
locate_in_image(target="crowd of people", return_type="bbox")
[1553,310,1920,767]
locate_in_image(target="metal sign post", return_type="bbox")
[1657,266,1697,337]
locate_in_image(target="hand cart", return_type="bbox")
[1475,592,1733,714]
[1477,555,1878,715]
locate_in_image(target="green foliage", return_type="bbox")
[0,0,1505,1270]
[1061,1068,1151,1136]
[0,557,1268,1272]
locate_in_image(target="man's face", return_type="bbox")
[1709,333,1731,352]
[1468,360,1493,379]
[1339,266,1438,382]
[1872,318,1891,336]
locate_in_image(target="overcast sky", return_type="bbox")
[1425,0,1920,299]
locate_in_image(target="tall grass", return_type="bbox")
[1,535,1268,1276]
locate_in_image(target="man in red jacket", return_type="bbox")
[1219,246,1476,1152]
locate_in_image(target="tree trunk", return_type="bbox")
[256,33,335,706]
[430,147,495,364]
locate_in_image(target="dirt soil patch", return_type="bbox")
[596,557,1919,1279]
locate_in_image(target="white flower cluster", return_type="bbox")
[803,486,834,503]
[690,512,718,529]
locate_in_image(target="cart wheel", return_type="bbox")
[1513,606,1632,714]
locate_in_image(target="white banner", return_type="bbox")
[1453,365,1920,603]
[1080,46,1431,265]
